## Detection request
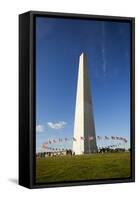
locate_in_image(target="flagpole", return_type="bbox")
[88,138,90,154]
[124,140,125,151]
[80,137,81,154]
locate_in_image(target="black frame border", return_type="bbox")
[19,11,135,189]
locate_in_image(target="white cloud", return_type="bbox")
[36,124,45,133]
[47,121,67,129]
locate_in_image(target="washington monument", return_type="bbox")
[73,53,97,155]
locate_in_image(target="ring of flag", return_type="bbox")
[39,135,128,151]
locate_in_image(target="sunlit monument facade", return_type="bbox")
[73,53,98,155]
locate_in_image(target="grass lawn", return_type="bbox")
[36,152,131,183]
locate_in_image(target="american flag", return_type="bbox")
[44,142,48,145]
[80,136,85,140]
[41,144,47,149]
[124,138,128,143]
[88,136,94,140]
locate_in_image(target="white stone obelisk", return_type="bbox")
[73,53,97,155]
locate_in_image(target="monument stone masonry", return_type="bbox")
[73,53,98,155]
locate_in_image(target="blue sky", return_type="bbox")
[35,16,130,152]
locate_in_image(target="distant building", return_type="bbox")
[37,149,72,158]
